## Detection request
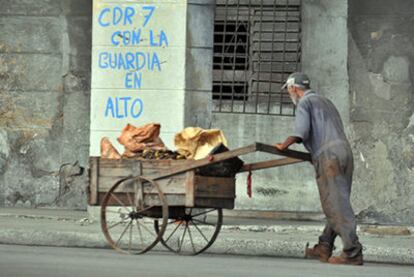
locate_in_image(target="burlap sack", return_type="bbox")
[100,137,121,159]
[117,123,165,153]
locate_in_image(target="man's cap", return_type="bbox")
[281,72,311,89]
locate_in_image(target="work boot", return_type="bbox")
[328,252,363,266]
[304,243,333,262]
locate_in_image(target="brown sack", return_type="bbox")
[100,137,121,159]
[117,123,165,152]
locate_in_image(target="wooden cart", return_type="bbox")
[88,142,311,255]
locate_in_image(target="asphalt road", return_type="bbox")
[0,244,412,277]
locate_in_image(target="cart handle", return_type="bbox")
[150,142,311,181]
[239,157,304,172]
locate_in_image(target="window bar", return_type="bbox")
[266,0,278,114]
[242,0,252,114]
[279,0,290,115]
[293,0,302,114]
[218,0,230,112]
[230,0,241,112]
[213,0,300,116]
[296,0,302,72]
[254,0,264,114]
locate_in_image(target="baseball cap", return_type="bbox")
[281,72,311,89]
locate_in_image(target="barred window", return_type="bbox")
[213,0,302,116]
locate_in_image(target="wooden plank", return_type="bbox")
[143,174,187,195]
[194,198,235,209]
[240,157,304,172]
[151,144,258,181]
[185,171,195,207]
[97,159,192,178]
[97,158,140,178]
[194,176,235,199]
[98,166,135,177]
[98,158,190,167]
[96,192,186,207]
[98,192,132,207]
[144,194,186,207]
[97,158,136,168]
[255,143,312,161]
[150,143,310,180]
[97,174,187,194]
[88,157,99,205]
[142,160,192,178]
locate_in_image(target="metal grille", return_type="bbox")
[213,0,302,116]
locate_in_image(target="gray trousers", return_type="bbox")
[313,143,362,258]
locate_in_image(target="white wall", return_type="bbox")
[90,0,188,155]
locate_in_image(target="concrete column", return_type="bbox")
[184,0,215,129]
[90,0,189,153]
[302,0,349,126]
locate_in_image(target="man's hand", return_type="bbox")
[274,143,287,151]
[274,136,301,152]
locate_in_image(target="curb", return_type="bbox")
[0,227,413,265]
[221,225,414,236]
[2,211,412,236]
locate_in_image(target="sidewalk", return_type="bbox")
[0,208,412,265]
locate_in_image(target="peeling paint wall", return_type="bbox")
[348,0,414,224]
[0,0,92,209]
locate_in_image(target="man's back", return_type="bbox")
[294,90,349,158]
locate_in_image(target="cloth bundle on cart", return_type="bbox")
[174,127,228,160]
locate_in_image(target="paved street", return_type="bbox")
[0,244,412,277]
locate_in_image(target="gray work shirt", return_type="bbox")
[294,90,349,158]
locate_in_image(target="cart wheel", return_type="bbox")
[154,208,223,255]
[101,176,168,254]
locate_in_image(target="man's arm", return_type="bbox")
[274,136,302,151]
[275,99,310,151]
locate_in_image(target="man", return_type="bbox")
[274,72,363,265]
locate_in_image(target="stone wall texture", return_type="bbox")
[0,0,92,209]
[348,0,414,224]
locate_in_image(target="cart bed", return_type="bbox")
[88,157,236,209]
